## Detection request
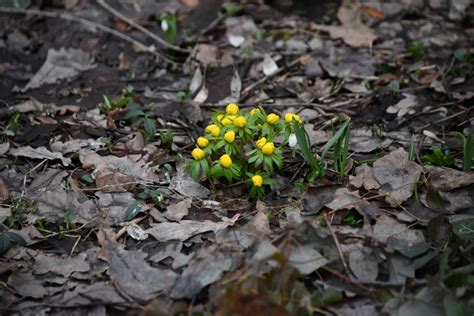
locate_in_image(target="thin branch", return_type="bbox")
[97,0,191,54]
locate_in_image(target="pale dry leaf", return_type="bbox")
[350,164,381,190]
[190,67,203,95]
[98,231,177,300]
[127,223,149,241]
[21,48,95,92]
[373,148,423,206]
[9,145,71,166]
[244,210,271,237]
[262,54,279,76]
[325,188,361,211]
[349,248,379,282]
[94,165,135,193]
[34,252,90,277]
[163,198,192,221]
[425,166,474,191]
[288,245,328,275]
[145,214,240,242]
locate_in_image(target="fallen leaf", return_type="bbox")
[312,1,377,47]
[95,165,135,193]
[349,248,378,281]
[350,164,381,190]
[21,48,95,92]
[262,54,279,76]
[425,166,474,191]
[9,145,72,166]
[325,188,361,211]
[145,214,240,242]
[244,210,271,237]
[386,93,417,118]
[373,148,423,206]
[127,223,149,241]
[98,231,177,300]
[34,252,90,277]
[287,245,328,275]
[163,198,192,221]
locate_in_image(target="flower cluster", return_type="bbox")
[185,103,304,198]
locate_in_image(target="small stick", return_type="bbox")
[323,212,349,274]
[115,216,146,241]
[97,0,190,54]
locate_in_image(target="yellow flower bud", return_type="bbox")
[221,117,232,126]
[227,115,236,121]
[250,108,260,116]
[206,124,220,137]
[211,126,220,137]
[219,154,232,168]
[267,113,280,124]
[224,130,235,143]
[256,137,267,149]
[285,113,302,123]
[191,148,205,160]
[197,137,209,148]
[252,175,263,187]
[234,116,246,128]
[261,142,275,155]
[226,103,239,115]
[216,114,224,121]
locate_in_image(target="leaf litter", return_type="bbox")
[0,0,473,315]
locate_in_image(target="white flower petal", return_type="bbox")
[289,134,297,148]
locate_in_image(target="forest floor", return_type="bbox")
[0,0,473,315]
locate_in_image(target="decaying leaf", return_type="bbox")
[98,231,177,300]
[9,145,72,166]
[373,148,423,206]
[163,198,192,221]
[21,48,95,92]
[146,214,240,242]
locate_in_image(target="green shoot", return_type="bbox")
[453,133,473,172]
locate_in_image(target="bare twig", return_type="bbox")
[115,216,147,240]
[323,212,349,274]
[96,0,191,54]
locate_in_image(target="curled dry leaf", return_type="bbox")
[94,165,135,193]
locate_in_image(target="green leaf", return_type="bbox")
[4,232,26,246]
[123,109,145,120]
[0,233,12,254]
[125,202,144,221]
[144,117,156,133]
[399,242,432,258]
[443,295,472,316]
[451,217,474,240]
[320,118,350,161]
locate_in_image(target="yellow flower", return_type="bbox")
[205,124,220,137]
[252,175,263,187]
[227,115,236,121]
[224,130,235,143]
[191,148,205,160]
[197,137,209,148]
[261,142,275,155]
[216,114,224,121]
[267,113,280,124]
[219,154,232,168]
[226,103,239,115]
[256,137,267,149]
[250,108,260,116]
[285,113,302,123]
[234,116,246,128]
[221,117,232,126]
